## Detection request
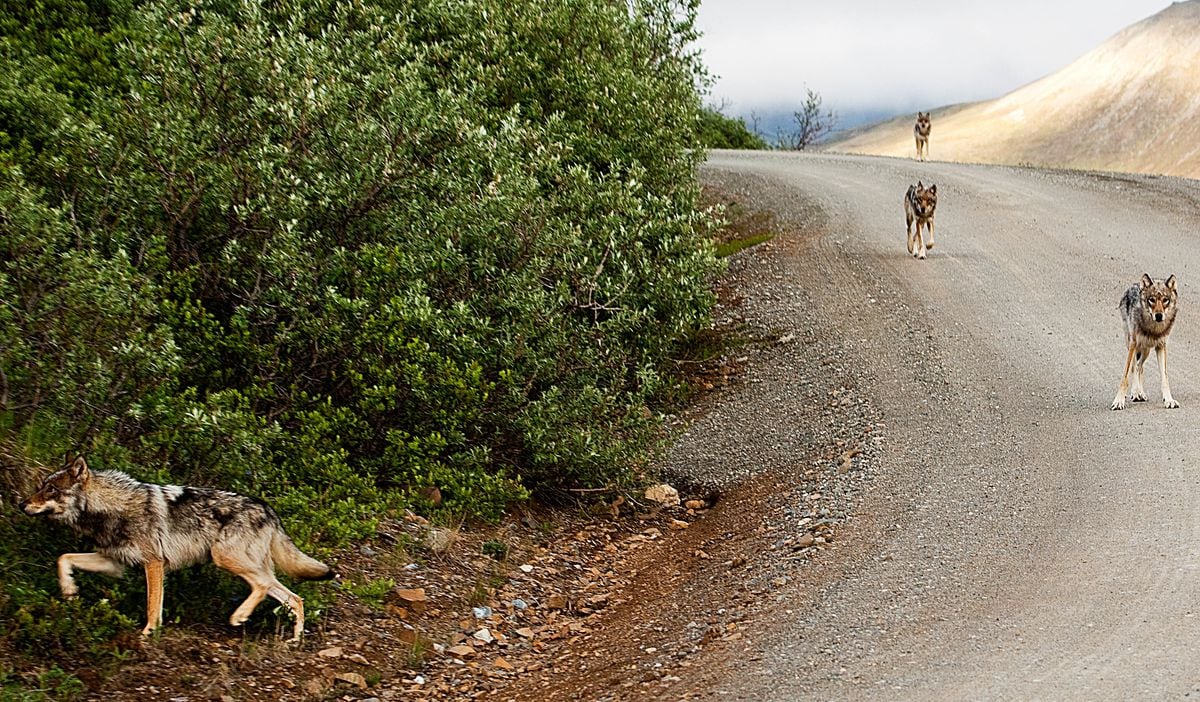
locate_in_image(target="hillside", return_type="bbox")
[828,1,1200,178]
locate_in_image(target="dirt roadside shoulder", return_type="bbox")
[486,165,903,701]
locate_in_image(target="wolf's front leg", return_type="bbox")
[1111,344,1137,410]
[925,219,935,250]
[57,553,125,598]
[1157,344,1179,408]
[1131,351,1147,402]
[914,223,927,260]
[142,560,165,636]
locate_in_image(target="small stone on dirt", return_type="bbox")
[318,646,343,659]
[644,484,680,507]
[333,672,368,690]
[396,588,426,603]
[423,526,456,554]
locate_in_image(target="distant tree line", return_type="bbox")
[698,88,837,151]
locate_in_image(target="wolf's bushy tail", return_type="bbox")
[271,532,333,580]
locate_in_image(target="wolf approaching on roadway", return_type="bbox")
[914,111,931,161]
[20,456,332,640]
[904,181,938,259]
[1111,274,1179,410]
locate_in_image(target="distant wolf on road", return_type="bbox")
[914,111,931,161]
[20,456,333,640]
[904,181,938,259]
[1111,274,1179,410]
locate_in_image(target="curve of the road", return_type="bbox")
[704,150,1200,701]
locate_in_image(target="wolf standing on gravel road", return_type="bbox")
[1111,273,1180,410]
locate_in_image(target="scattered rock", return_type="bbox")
[333,672,368,690]
[318,646,343,659]
[446,644,476,658]
[423,526,456,554]
[494,656,515,671]
[669,519,690,530]
[472,606,493,619]
[474,628,494,644]
[395,588,426,604]
[644,484,680,507]
[684,499,706,510]
[519,564,535,573]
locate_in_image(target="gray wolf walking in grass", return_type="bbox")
[1111,274,1179,410]
[914,111,931,161]
[19,456,332,640]
[904,181,938,259]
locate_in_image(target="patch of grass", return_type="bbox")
[340,578,396,609]
[670,326,750,366]
[715,232,774,258]
[0,667,86,701]
[404,637,430,670]
[481,540,508,561]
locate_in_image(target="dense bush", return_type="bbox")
[697,107,768,149]
[1,0,720,543]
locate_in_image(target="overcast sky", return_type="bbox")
[695,0,1173,118]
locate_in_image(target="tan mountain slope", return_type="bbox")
[830,1,1200,178]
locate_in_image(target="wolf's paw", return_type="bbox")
[1131,393,1147,402]
[140,624,159,637]
[1111,397,1127,411]
[925,241,934,250]
[917,250,927,260]
[60,585,79,599]
[1164,397,1180,409]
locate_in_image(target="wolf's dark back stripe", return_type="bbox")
[1120,285,1140,315]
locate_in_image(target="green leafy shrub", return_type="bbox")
[1,0,718,640]
[697,107,768,149]
[0,0,721,688]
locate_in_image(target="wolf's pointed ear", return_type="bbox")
[1167,274,1177,291]
[916,180,924,189]
[1141,273,1155,288]
[929,184,937,194]
[67,456,90,482]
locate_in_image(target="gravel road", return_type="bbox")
[698,151,1200,701]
